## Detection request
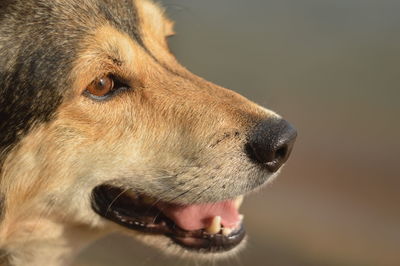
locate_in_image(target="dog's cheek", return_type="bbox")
[0,194,5,222]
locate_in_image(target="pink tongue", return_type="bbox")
[158,200,240,231]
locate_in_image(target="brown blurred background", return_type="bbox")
[75,0,400,265]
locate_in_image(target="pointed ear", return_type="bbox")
[135,0,175,41]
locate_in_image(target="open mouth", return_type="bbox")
[91,185,246,253]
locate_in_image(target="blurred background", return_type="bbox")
[75,0,400,265]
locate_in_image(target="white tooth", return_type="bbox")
[206,216,221,234]
[222,227,233,236]
[234,195,244,209]
[239,214,244,222]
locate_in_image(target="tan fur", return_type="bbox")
[0,0,281,265]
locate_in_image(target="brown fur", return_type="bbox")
[0,0,286,265]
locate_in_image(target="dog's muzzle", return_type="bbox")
[90,118,297,254]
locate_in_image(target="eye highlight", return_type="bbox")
[86,76,114,97]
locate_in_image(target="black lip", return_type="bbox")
[91,184,246,253]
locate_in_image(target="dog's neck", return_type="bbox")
[0,217,105,266]
[0,200,106,266]
[0,128,109,266]
[0,163,106,266]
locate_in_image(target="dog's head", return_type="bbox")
[0,0,296,261]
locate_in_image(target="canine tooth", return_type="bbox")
[222,228,233,236]
[239,214,244,222]
[206,216,221,234]
[234,195,244,209]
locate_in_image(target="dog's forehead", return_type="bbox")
[0,0,171,50]
[72,0,173,42]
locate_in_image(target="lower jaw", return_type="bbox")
[168,225,246,253]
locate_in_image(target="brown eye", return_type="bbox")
[86,76,114,97]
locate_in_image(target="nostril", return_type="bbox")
[275,145,288,160]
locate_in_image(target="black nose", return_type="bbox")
[245,118,297,172]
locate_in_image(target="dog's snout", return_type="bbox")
[245,118,297,172]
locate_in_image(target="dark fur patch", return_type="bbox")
[0,0,144,166]
[98,0,144,46]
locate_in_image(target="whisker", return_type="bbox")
[105,187,131,215]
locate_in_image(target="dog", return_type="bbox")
[0,0,297,265]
